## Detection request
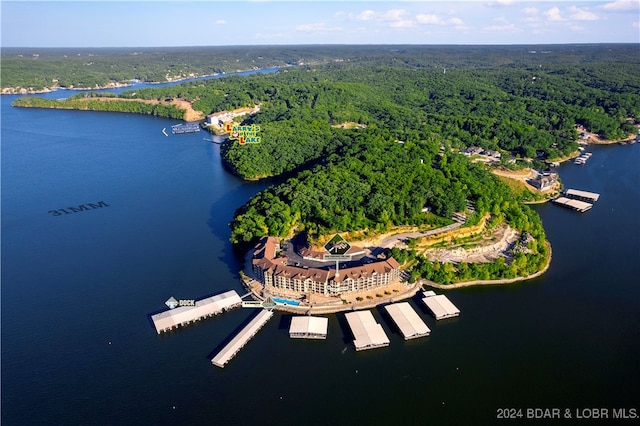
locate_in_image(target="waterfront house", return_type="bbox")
[531,173,558,190]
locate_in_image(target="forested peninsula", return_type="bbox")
[8,45,640,285]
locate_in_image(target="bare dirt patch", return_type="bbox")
[421,223,520,263]
[576,124,635,145]
[331,122,367,129]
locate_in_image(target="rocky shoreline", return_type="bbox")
[1,80,137,95]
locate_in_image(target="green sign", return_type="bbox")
[324,234,351,255]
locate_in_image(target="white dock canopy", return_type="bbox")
[564,189,600,202]
[384,302,430,340]
[552,197,593,212]
[151,290,242,334]
[344,310,390,351]
[422,293,460,320]
[211,309,273,368]
[289,316,328,339]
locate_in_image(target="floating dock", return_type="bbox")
[552,197,593,212]
[211,309,273,368]
[151,290,242,334]
[171,123,201,134]
[574,152,592,165]
[422,292,460,320]
[563,189,600,203]
[384,302,431,340]
[344,310,390,351]
[289,316,328,339]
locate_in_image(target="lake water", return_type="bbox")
[2,85,639,425]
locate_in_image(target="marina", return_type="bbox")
[289,316,328,339]
[574,152,592,165]
[551,189,600,213]
[383,302,431,340]
[150,290,242,334]
[2,45,639,426]
[211,309,274,368]
[422,291,460,320]
[344,310,390,351]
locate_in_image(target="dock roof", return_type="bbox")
[564,189,600,202]
[422,294,460,320]
[384,302,430,339]
[289,316,328,338]
[211,309,273,368]
[553,196,593,212]
[151,290,242,334]
[344,310,390,350]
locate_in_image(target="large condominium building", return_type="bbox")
[252,237,400,297]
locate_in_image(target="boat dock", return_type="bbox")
[211,309,274,368]
[422,291,460,320]
[384,302,431,340]
[563,189,600,203]
[552,189,600,212]
[552,197,593,212]
[574,152,592,165]
[171,123,201,134]
[151,290,242,334]
[344,310,390,351]
[289,316,328,339]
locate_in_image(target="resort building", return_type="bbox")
[252,237,400,297]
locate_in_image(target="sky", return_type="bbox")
[1,1,639,47]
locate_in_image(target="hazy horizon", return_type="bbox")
[2,1,638,48]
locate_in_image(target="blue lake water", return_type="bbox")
[2,84,639,425]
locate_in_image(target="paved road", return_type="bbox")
[378,221,463,249]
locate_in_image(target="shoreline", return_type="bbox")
[239,239,553,314]
[1,67,283,95]
[423,240,552,290]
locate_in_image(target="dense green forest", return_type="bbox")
[229,128,545,242]
[12,45,639,175]
[8,45,640,283]
[11,94,185,119]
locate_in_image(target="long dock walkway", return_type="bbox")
[211,309,273,368]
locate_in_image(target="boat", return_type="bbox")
[171,123,201,134]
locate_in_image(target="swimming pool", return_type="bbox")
[272,297,300,306]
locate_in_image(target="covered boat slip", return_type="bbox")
[344,310,390,351]
[384,302,431,340]
[422,292,460,320]
[563,189,600,203]
[289,316,328,339]
[552,196,593,212]
[211,309,274,368]
[151,290,242,334]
